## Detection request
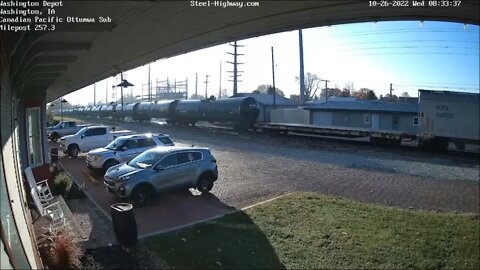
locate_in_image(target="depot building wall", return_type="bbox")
[1,43,42,269]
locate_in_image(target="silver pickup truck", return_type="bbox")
[47,121,91,142]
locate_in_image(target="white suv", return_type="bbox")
[86,133,174,172]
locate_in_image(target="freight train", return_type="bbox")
[61,97,260,130]
[58,90,479,152]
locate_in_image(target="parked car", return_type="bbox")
[60,125,134,158]
[104,146,218,206]
[47,121,91,142]
[86,133,175,172]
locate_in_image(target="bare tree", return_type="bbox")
[353,88,373,100]
[384,93,399,102]
[401,91,410,97]
[329,88,342,97]
[221,88,231,98]
[295,72,321,101]
[344,81,355,96]
[339,89,351,97]
[253,84,285,97]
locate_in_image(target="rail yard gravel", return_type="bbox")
[67,117,480,213]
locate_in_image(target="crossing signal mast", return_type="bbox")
[227,41,244,96]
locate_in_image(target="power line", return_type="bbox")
[338,45,478,52]
[394,85,479,91]
[335,39,479,47]
[330,27,477,35]
[329,28,478,39]
[393,81,479,86]
[348,52,479,56]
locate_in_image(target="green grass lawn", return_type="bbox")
[143,193,479,269]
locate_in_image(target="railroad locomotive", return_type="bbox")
[63,97,260,130]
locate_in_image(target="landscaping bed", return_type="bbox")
[143,193,480,269]
[41,165,163,269]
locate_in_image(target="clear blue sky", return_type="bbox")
[65,20,479,105]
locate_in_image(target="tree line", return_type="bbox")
[251,72,411,102]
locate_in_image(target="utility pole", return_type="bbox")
[120,72,124,108]
[321,79,330,102]
[155,78,158,101]
[204,75,210,99]
[271,46,276,109]
[105,80,108,104]
[185,77,188,100]
[93,83,96,106]
[227,41,244,96]
[148,64,151,102]
[111,85,116,104]
[219,61,222,99]
[195,72,198,97]
[299,29,305,105]
[389,83,394,102]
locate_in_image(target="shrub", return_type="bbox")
[44,233,83,269]
[66,182,86,200]
[47,107,59,127]
[52,172,72,196]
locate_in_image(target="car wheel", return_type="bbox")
[131,185,153,207]
[68,145,80,158]
[50,133,59,142]
[197,177,213,193]
[102,159,118,172]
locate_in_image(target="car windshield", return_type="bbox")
[128,151,164,169]
[158,136,174,145]
[105,138,128,150]
[74,127,88,135]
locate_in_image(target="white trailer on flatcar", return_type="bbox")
[418,89,479,151]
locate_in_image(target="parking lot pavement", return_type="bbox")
[53,118,480,215]
[59,157,235,237]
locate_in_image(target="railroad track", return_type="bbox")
[64,116,480,159]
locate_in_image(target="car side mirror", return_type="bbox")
[121,146,128,151]
[81,134,85,139]
[154,166,164,172]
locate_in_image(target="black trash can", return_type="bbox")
[111,203,137,247]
